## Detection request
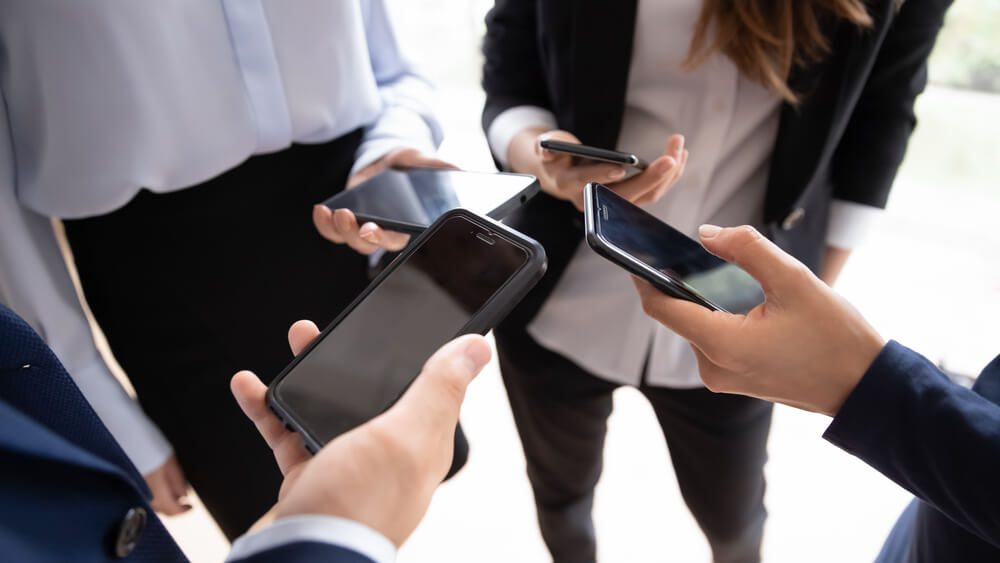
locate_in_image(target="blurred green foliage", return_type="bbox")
[928,0,1000,92]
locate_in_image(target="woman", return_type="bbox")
[481,0,951,561]
[0,1,464,539]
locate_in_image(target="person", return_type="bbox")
[0,1,469,539]
[480,0,952,561]
[635,224,1000,562]
[0,302,491,562]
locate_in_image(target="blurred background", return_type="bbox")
[161,1,1000,561]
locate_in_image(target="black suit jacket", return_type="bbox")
[482,0,953,328]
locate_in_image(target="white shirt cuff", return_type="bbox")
[227,515,397,563]
[486,105,558,169]
[825,199,884,250]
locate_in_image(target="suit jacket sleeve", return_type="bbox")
[830,0,953,209]
[481,0,554,132]
[824,341,1000,548]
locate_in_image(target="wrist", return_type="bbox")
[506,127,548,175]
[825,323,887,416]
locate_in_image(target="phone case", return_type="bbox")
[582,184,724,312]
[333,170,541,234]
[266,208,547,454]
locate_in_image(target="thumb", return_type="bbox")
[388,335,491,433]
[697,225,809,297]
[538,130,581,163]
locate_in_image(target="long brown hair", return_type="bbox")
[686,0,872,103]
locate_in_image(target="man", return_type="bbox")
[635,224,1000,562]
[0,303,491,562]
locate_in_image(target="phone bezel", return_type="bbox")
[539,139,649,170]
[266,209,547,454]
[583,183,727,313]
[327,168,541,234]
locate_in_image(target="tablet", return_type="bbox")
[323,168,540,234]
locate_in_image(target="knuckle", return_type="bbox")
[437,368,469,405]
[788,261,816,285]
[738,225,763,241]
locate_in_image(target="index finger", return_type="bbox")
[231,371,290,450]
[632,277,742,357]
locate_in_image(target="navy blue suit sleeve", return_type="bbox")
[824,341,1000,548]
[230,541,375,563]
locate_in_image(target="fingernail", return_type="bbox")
[699,224,722,239]
[359,225,378,242]
[462,338,491,371]
[610,168,626,179]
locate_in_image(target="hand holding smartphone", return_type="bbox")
[540,139,648,171]
[583,183,764,313]
[506,129,687,212]
[267,209,546,453]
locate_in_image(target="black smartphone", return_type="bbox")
[539,139,648,170]
[583,183,764,313]
[267,209,547,453]
[323,168,540,234]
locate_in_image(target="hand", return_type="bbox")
[313,148,457,254]
[633,225,886,417]
[506,129,688,211]
[231,321,491,546]
[145,455,191,516]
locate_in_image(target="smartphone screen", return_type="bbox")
[323,168,538,233]
[590,184,764,313]
[272,214,531,445]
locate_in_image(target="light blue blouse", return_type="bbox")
[0,0,441,475]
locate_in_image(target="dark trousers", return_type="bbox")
[496,326,772,563]
[63,132,467,539]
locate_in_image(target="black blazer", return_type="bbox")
[482,0,953,328]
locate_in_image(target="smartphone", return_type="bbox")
[539,139,648,170]
[583,183,764,313]
[323,168,540,234]
[267,209,547,453]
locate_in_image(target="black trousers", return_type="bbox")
[496,325,772,563]
[63,132,467,539]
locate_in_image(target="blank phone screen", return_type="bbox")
[593,185,764,313]
[323,169,536,231]
[274,215,528,445]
